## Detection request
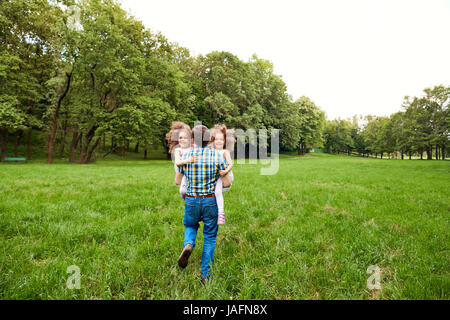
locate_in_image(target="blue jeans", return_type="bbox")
[183,196,219,277]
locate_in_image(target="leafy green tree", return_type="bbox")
[294,97,325,154]
[350,117,367,156]
[377,117,394,158]
[50,0,187,162]
[403,96,433,159]
[423,85,449,160]
[0,95,26,158]
[390,111,409,159]
[0,0,56,159]
[324,119,355,155]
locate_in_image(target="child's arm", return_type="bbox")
[175,150,197,167]
[175,150,185,185]
[175,171,184,185]
[219,150,233,177]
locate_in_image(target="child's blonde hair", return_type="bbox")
[165,121,191,154]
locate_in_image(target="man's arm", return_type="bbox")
[175,171,184,185]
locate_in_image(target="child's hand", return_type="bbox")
[219,170,227,177]
[189,155,198,163]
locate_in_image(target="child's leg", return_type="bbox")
[179,176,186,200]
[215,178,224,212]
[215,178,225,224]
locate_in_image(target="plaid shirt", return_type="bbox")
[179,145,227,196]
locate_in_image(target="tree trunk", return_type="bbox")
[426,147,432,160]
[409,151,411,160]
[0,131,3,160]
[47,72,72,164]
[0,129,7,160]
[58,120,68,158]
[163,139,171,160]
[14,130,23,157]
[144,148,148,159]
[27,127,32,160]
[381,153,383,159]
[79,127,96,163]
[401,152,404,160]
[3,131,8,159]
[103,145,118,159]
[442,145,446,161]
[69,130,81,163]
[86,137,101,163]
[79,140,89,163]
[79,132,83,154]
[134,141,140,153]
[435,145,438,160]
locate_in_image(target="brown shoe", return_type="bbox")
[178,243,193,268]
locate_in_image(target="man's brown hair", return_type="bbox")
[192,125,210,147]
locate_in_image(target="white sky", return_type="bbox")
[118,0,450,120]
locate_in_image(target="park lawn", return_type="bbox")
[0,153,448,299]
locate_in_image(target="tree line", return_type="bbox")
[0,0,324,163]
[0,0,447,163]
[323,85,449,160]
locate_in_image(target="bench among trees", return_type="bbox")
[3,157,27,163]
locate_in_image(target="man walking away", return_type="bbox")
[175,125,231,282]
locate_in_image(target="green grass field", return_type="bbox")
[0,153,448,299]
